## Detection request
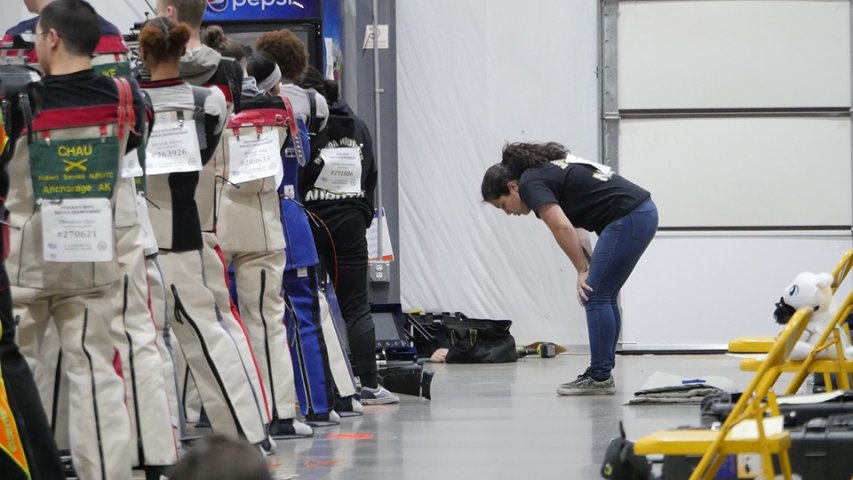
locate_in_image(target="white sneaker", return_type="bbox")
[360,385,400,405]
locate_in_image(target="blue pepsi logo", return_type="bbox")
[206,0,228,13]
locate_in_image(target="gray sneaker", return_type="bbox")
[557,370,615,396]
[360,385,400,405]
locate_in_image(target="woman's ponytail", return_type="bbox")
[501,141,568,179]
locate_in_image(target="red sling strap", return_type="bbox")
[113,77,135,141]
[278,95,307,167]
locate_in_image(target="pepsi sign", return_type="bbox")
[204,0,321,21]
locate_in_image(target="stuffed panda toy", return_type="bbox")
[774,272,853,361]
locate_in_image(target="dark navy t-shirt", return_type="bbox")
[519,160,650,235]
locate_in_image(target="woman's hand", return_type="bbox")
[577,270,593,305]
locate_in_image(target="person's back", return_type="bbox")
[152,0,272,448]
[302,94,377,226]
[7,2,147,478]
[295,78,397,405]
[0,60,64,480]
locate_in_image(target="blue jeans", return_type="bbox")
[585,198,658,379]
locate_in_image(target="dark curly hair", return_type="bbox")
[139,17,191,66]
[481,142,569,201]
[255,29,307,81]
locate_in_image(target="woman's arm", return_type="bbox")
[539,203,588,273]
[576,228,593,261]
[539,203,593,303]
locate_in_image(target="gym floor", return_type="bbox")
[262,353,756,479]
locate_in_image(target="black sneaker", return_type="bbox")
[334,395,364,416]
[256,436,276,456]
[268,417,314,439]
[144,466,168,480]
[304,410,341,427]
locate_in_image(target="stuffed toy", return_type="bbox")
[773,272,853,360]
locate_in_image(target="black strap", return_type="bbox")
[220,59,241,113]
[190,86,212,150]
[449,329,478,353]
[19,91,33,144]
[306,89,321,137]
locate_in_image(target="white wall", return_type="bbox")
[396,1,600,346]
[612,0,853,349]
[0,4,30,34]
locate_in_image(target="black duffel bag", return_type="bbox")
[445,318,517,363]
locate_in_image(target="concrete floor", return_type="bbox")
[265,353,756,480]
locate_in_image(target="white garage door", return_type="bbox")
[602,0,853,350]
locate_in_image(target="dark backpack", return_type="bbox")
[601,422,652,480]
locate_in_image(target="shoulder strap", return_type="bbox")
[113,77,135,141]
[19,89,34,144]
[220,59,241,113]
[190,85,213,150]
[306,89,321,136]
[279,94,307,166]
[191,85,212,118]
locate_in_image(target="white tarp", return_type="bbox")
[397,1,599,346]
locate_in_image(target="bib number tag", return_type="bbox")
[146,115,202,175]
[315,147,362,194]
[227,130,281,184]
[41,198,113,262]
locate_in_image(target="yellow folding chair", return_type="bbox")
[634,308,812,480]
[739,287,853,394]
[728,248,853,354]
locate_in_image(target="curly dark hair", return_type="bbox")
[255,29,307,81]
[140,17,191,66]
[501,142,568,179]
[481,141,569,201]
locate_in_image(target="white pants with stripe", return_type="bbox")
[158,248,267,443]
[14,284,133,480]
[112,224,177,468]
[145,254,184,435]
[318,285,358,398]
[201,232,271,424]
[226,250,297,422]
